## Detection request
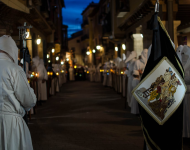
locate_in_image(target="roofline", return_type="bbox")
[81,2,98,15]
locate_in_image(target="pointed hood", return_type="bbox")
[32,56,40,67]
[0,35,18,64]
[125,51,137,63]
[122,53,126,61]
[181,45,190,71]
[140,49,148,65]
[114,57,122,67]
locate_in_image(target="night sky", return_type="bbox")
[62,0,100,38]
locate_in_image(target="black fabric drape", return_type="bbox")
[140,13,184,150]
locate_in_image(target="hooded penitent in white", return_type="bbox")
[96,63,102,82]
[32,57,48,101]
[181,45,190,138]
[134,49,148,76]
[52,64,60,92]
[69,66,75,81]
[125,51,137,107]
[131,70,140,115]
[176,45,184,62]
[0,35,18,64]
[57,64,63,86]
[119,53,126,69]
[0,35,36,150]
[92,65,96,82]
[89,65,96,82]
[103,62,109,86]
[38,59,48,101]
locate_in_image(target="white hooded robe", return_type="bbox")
[181,45,190,138]
[131,77,140,114]
[0,35,36,150]
[125,51,137,107]
[38,59,48,101]
[69,67,75,81]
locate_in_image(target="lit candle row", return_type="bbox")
[31,72,38,77]
[47,72,53,76]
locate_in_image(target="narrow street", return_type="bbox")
[29,81,144,150]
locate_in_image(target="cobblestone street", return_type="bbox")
[29,81,190,150]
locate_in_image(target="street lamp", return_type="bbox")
[96,45,101,50]
[48,60,51,63]
[52,48,55,53]
[36,35,41,45]
[47,54,49,58]
[56,56,59,61]
[93,49,96,53]
[122,44,126,50]
[66,58,69,61]
[61,61,64,65]
[86,51,90,55]
[115,47,118,51]
[26,32,29,39]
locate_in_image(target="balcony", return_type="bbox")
[81,34,89,41]
[101,12,112,37]
[116,0,130,18]
[81,20,88,28]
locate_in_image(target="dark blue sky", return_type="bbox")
[62,0,100,38]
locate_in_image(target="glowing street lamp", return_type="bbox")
[52,48,55,53]
[26,32,29,39]
[48,60,51,63]
[61,61,64,65]
[122,44,126,50]
[96,45,101,50]
[36,35,41,45]
[86,51,90,55]
[56,56,59,61]
[47,54,49,58]
[115,47,118,51]
[66,58,69,61]
[92,49,96,53]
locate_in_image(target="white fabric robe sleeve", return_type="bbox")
[12,68,37,111]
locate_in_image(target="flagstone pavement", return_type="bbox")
[29,81,190,150]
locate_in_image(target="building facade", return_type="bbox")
[0,0,67,66]
[69,0,190,67]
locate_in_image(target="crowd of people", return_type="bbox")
[0,35,189,150]
[0,35,67,149]
[87,44,190,139]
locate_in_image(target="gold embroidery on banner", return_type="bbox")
[157,17,184,77]
[140,116,161,150]
[132,57,186,125]
[141,128,153,150]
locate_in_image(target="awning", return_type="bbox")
[1,0,30,14]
